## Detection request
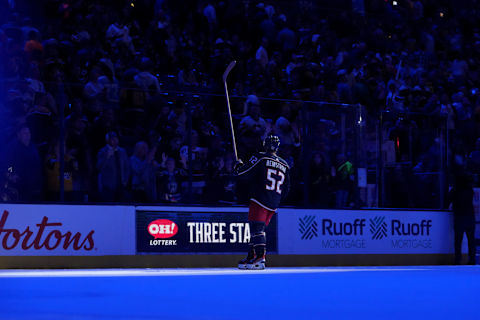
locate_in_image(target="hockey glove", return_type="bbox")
[234,159,244,173]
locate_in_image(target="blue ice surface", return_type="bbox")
[0,266,479,320]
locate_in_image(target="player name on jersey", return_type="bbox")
[265,159,287,173]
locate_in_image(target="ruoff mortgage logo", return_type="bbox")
[370,216,387,240]
[299,215,318,240]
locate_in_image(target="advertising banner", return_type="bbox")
[136,207,277,254]
[0,204,135,256]
[278,209,454,254]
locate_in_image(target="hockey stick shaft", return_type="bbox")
[223,60,238,161]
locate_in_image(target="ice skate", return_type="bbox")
[246,256,266,270]
[238,247,255,270]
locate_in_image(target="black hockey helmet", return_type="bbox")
[263,135,280,153]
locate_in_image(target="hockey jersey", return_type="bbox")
[236,152,290,211]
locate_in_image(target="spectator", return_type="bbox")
[274,116,299,150]
[255,37,269,70]
[98,58,120,104]
[277,18,296,53]
[134,57,161,95]
[119,67,147,115]
[90,107,120,154]
[157,157,185,203]
[177,60,199,87]
[6,0,480,209]
[336,69,352,103]
[168,100,187,137]
[0,166,19,202]
[25,64,45,95]
[130,141,158,202]
[5,125,43,201]
[334,154,354,208]
[467,138,480,173]
[238,97,267,135]
[83,66,105,116]
[106,19,135,55]
[44,141,79,201]
[26,92,55,149]
[179,130,208,200]
[388,118,410,162]
[310,152,332,207]
[205,155,237,204]
[96,131,131,202]
[239,95,267,156]
[447,174,476,265]
[65,109,92,200]
[218,156,237,203]
[203,2,217,31]
[24,30,43,62]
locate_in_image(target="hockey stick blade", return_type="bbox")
[222,60,237,82]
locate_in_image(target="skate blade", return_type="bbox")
[246,263,265,270]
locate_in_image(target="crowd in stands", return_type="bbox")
[2,0,480,208]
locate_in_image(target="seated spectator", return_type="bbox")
[96,131,131,202]
[130,141,159,202]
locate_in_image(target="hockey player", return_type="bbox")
[235,135,290,270]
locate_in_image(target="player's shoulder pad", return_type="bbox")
[275,156,290,170]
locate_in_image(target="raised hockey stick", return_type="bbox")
[223,60,238,161]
